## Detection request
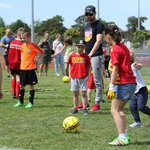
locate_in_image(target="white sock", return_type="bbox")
[119,133,126,139]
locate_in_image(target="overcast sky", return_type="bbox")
[0,0,149,30]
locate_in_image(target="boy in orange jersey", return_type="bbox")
[14,31,44,108]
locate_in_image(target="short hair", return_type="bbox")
[23,30,31,38]
[64,36,73,45]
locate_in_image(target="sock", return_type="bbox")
[119,133,126,139]
[29,90,35,104]
[19,89,25,104]
[16,81,20,97]
[11,79,16,96]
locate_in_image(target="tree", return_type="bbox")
[0,17,5,28]
[72,15,85,37]
[8,19,30,33]
[34,15,66,39]
[64,28,81,42]
[126,16,148,41]
[133,30,150,48]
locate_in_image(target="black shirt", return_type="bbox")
[84,20,104,57]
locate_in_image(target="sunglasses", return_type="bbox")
[85,13,94,16]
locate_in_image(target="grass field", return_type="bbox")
[0,67,150,150]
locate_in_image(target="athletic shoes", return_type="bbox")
[129,122,144,128]
[25,102,33,108]
[69,109,78,115]
[77,102,90,110]
[83,109,88,116]
[90,103,100,111]
[108,136,130,146]
[14,102,24,107]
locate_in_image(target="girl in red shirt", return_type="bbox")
[105,24,136,146]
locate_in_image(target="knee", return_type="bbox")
[138,106,145,112]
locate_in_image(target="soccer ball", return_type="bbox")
[147,85,150,94]
[63,116,80,133]
[62,76,70,83]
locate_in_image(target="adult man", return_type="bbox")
[0,28,15,78]
[84,5,104,111]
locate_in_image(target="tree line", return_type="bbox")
[0,15,150,48]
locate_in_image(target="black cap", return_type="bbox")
[76,40,85,46]
[85,5,96,14]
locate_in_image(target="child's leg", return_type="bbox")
[11,74,16,97]
[137,87,150,115]
[73,91,79,109]
[0,63,3,98]
[16,74,20,98]
[29,85,35,104]
[39,64,44,76]
[81,91,88,109]
[87,89,92,102]
[19,85,25,104]
[129,95,141,122]
[111,99,127,135]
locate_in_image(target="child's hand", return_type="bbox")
[107,90,115,100]
[107,83,115,100]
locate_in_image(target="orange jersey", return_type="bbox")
[20,43,44,70]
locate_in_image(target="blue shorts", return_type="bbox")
[115,84,136,101]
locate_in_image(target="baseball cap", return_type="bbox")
[76,40,85,46]
[85,5,96,14]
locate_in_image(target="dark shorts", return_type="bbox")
[20,69,38,86]
[4,54,9,66]
[10,69,20,75]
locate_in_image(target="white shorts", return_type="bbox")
[71,77,88,92]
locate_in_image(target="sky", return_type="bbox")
[0,0,150,31]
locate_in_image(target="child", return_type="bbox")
[8,27,24,99]
[14,31,43,108]
[105,24,136,145]
[67,40,91,116]
[129,51,150,127]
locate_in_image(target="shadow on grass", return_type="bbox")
[133,140,150,145]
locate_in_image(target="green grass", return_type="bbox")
[0,67,150,150]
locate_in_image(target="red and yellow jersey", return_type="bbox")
[68,53,91,78]
[8,39,22,70]
[109,43,136,84]
[20,43,44,70]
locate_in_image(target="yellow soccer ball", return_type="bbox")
[63,116,80,133]
[147,85,150,94]
[62,76,70,83]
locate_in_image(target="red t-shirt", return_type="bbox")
[8,39,22,70]
[110,43,136,84]
[68,53,91,78]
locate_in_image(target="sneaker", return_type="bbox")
[25,102,33,108]
[69,109,78,115]
[77,102,90,110]
[14,102,24,107]
[90,103,100,111]
[56,73,60,76]
[83,109,88,116]
[129,122,143,128]
[108,136,130,146]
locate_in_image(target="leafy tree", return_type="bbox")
[8,19,30,33]
[64,28,81,42]
[34,15,66,39]
[72,15,85,37]
[126,16,148,41]
[133,30,150,48]
[0,17,5,28]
